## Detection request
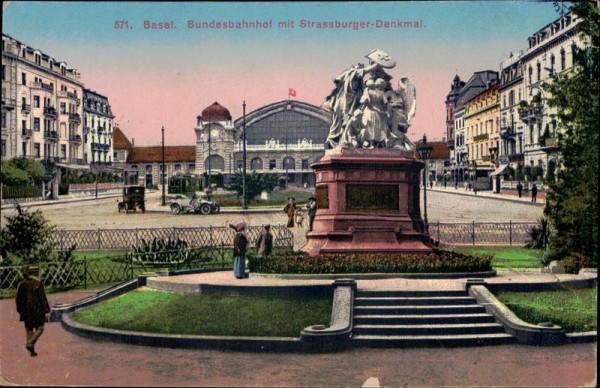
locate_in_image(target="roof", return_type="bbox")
[457,71,499,107]
[112,127,133,150]
[414,141,450,160]
[126,146,196,164]
[201,101,232,122]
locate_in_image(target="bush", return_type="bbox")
[561,253,594,274]
[526,218,550,250]
[249,250,493,274]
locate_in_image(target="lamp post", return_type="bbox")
[418,134,433,233]
[207,121,211,190]
[161,126,166,206]
[242,101,247,209]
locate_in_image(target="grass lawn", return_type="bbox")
[443,246,542,268]
[71,287,332,337]
[72,250,128,260]
[495,287,597,332]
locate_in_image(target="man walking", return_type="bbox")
[16,266,50,357]
[531,183,538,203]
[516,181,523,198]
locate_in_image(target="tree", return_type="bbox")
[543,1,599,266]
[228,171,278,201]
[0,158,44,186]
[0,205,57,265]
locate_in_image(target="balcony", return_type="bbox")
[32,81,54,93]
[57,90,79,100]
[43,106,57,118]
[44,130,59,141]
[69,134,82,143]
[482,155,491,162]
[97,127,105,134]
[2,98,16,111]
[500,125,516,138]
[21,103,31,114]
[473,133,489,142]
[69,113,81,123]
[22,128,33,138]
[518,105,543,121]
[509,153,525,163]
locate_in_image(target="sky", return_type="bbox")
[3,1,566,146]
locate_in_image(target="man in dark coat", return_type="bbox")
[531,183,538,203]
[516,181,523,198]
[307,196,317,232]
[16,266,50,357]
[256,224,273,258]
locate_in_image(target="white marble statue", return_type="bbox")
[324,49,416,150]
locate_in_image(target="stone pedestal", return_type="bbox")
[301,148,433,256]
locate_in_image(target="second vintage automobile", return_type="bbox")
[169,194,220,215]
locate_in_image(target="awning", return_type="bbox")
[490,164,509,176]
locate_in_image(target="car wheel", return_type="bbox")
[213,204,220,214]
[170,204,181,214]
[200,204,211,215]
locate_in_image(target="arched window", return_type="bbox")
[283,157,295,170]
[205,155,225,171]
[250,157,263,170]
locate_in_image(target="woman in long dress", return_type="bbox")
[360,78,389,148]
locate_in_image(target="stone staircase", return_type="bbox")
[351,290,516,347]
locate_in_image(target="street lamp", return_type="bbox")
[242,101,247,209]
[161,126,166,206]
[417,134,433,233]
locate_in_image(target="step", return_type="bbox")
[354,304,487,315]
[357,290,467,298]
[351,333,516,348]
[353,313,497,325]
[354,296,477,306]
[353,323,506,336]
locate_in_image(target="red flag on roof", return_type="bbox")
[288,88,297,98]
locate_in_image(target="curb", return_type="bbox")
[251,271,497,280]
[0,194,121,210]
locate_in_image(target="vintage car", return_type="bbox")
[118,185,145,213]
[169,194,220,215]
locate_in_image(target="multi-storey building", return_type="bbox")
[499,50,525,168]
[83,89,114,165]
[464,80,500,185]
[517,11,583,175]
[446,70,499,183]
[444,75,466,159]
[2,34,85,166]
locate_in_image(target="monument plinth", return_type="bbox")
[300,48,434,256]
[301,148,433,256]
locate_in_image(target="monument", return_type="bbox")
[301,49,433,255]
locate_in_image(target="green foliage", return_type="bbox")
[0,206,57,265]
[525,218,550,250]
[503,166,515,180]
[0,158,45,186]
[560,253,594,274]
[544,160,557,184]
[132,237,189,264]
[249,250,492,274]
[496,287,597,332]
[72,288,333,337]
[543,1,599,266]
[515,164,525,181]
[518,100,529,109]
[227,171,278,201]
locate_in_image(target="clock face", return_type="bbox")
[211,129,220,139]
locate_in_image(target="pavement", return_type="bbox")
[0,269,597,387]
[428,184,546,206]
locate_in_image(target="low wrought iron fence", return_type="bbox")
[51,225,294,251]
[427,221,536,246]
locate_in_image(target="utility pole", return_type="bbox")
[161,126,165,206]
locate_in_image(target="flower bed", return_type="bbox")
[249,250,493,274]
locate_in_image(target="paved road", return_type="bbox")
[0,290,596,387]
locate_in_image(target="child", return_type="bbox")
[294,207,305,228]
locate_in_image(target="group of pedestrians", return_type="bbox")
[283,196,317,232]
[516,181,538,203]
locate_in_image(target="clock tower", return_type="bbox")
[194,101,235,178]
